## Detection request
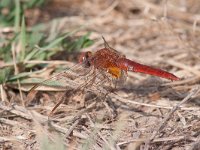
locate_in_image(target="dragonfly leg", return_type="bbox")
[103,96,118,119]
[49,90,74,116]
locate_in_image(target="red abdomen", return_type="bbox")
[117,58,180,81]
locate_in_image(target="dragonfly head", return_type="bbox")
[78,51,92,68]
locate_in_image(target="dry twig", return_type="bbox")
[144,85,200,149]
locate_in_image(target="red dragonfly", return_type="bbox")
[79,37,179,81]
[27,37,180,114]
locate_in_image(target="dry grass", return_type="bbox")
[0,0,200,149]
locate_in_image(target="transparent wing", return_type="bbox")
[29,63,93,92]
[27,51,127,103]
[26,60,127,115]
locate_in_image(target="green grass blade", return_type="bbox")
[40,33,70,51]
[19,16,26,61]
[14,0,20,31]
[24,48,39,61]
[0,68,12,84]
[40,25,85,51]
[8,71,33,82]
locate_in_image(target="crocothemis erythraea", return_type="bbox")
[27,37,180,114]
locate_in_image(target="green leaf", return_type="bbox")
[0,0,11,7]
[8,71,33,82]
[24,48,39,61]
[40,25,84,51]
[62,32,94,52]
[41,34,69,51]
[81,32,94,48]
[28,32,44,47]
[18,15,26,61]
[25,0,45,8]
[0,33,19,62]
[14,0,20,31]
[0,67,12,84]
[82,39,94,48]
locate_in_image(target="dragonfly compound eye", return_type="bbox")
[78,51,92,68]
[79,52,86,63]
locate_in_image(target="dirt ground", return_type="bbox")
[1,0,200,150]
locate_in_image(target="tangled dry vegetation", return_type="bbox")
[0,0,200,149]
